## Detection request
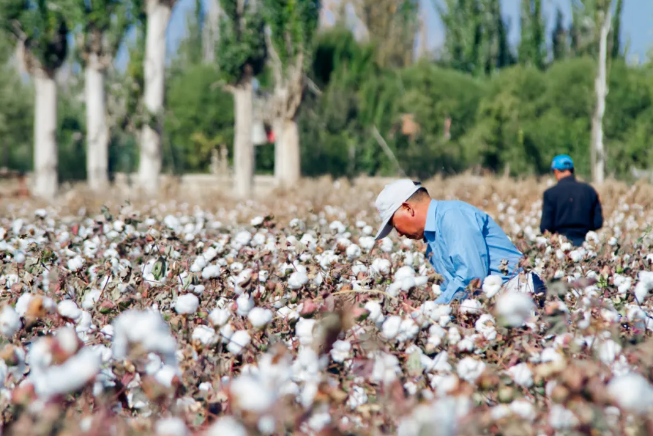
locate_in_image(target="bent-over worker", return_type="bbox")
[374,179,545,304]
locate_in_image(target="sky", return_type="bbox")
[154,0,653,65]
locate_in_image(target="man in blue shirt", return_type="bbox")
[374,179,539,303]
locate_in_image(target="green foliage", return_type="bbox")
[551,7,569,61]
[262,0,320,71]
[352,0,418,68]
[518,0,546,69]
[165,64,234,173]
[436,0,514,75]
[0,0,69,74]
[217,0,267,84]
[0,38,33,171]
[67,0,137,61]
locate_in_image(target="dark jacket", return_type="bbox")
[540,175,603,246]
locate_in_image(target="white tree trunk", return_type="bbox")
[85,54,109,191]
[591,9,611,185]
[233,82,254,198]
[274,117,300,187]
[33,73,58,199]
[139,0,172,196]
[203,0,220,63]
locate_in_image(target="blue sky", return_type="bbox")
[161,0,652,64]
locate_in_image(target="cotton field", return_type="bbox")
[0,176,653,436]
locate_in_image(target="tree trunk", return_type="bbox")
[33,72,58,200]
[274,117,300,187]
[233,82,254,198]
[139,0,172,196]
[85,54,109,191]
[203,0,220,63]
[590,9,611,185]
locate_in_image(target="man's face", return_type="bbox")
[391,203,425,240]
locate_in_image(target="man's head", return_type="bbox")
[374,179,432,240]
[551,154,574,181]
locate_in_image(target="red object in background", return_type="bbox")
[267,128,275,143]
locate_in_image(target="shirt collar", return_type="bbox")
[424,200,437,235]
[558,174,576,183]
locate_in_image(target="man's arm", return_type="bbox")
[592,190,603,230]
[434,210,489,304]
[540,190,556,234]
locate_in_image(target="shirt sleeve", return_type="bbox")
[435,210,489,303]
[540,190,556,234]
[592,191,604,230]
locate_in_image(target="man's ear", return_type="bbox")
[401,202,415,216]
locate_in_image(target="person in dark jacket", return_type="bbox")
[540,155,603,246]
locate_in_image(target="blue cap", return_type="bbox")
[551,155,574,171]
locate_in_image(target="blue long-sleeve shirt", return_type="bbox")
[423,200,523,304]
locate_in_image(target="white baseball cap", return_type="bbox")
[374,179,422,240]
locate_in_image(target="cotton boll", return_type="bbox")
[359,236,375,252]
[457,336,476,352]
[495,291,535,327]
[230,262,244,274]
[549,404,579,430]
[206,417,247,436]
[174,294,199,315]
[598,339,622,365]
[248,307,273,329]
[371,258,391,276]
[236,294,254,317]
[399,276,416,292]
[82,290,101,310]
[67,256,84,272]
[569,250,583,263]
[200,264,222,280]
[0,305,21,337]
[459,299,481,314]
[347,386,368,410]
[227,330,251,355]
[608,373,653,415]
[616,276,632,294]
[232,231,252,249]
[346,244,362,260]
[510,400,536,422]
[192,325,218,346]
[396,318,419,342]
[474,314,497,341]
[209,308,231,327]
[30,346,101,398]
[382,316,402,339]
[230,375,274,413]
[482,275,503,298]
[372,352,401,385]
[288,269,309,290]
[330,340,351,363]
[112,310,178,366]
[364,301,384,324]
[394,265,415,281]
[560,242,572,252]
[219,324,234,344]
[58,300,82,321]
[380,238,393,253]
[296,318,316,346]
[155,417,188,436]
[608,236,618,246]
[447,327,461,345]
[508,363,533,387]
[457,357,486,383]
[585,231,599,245]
